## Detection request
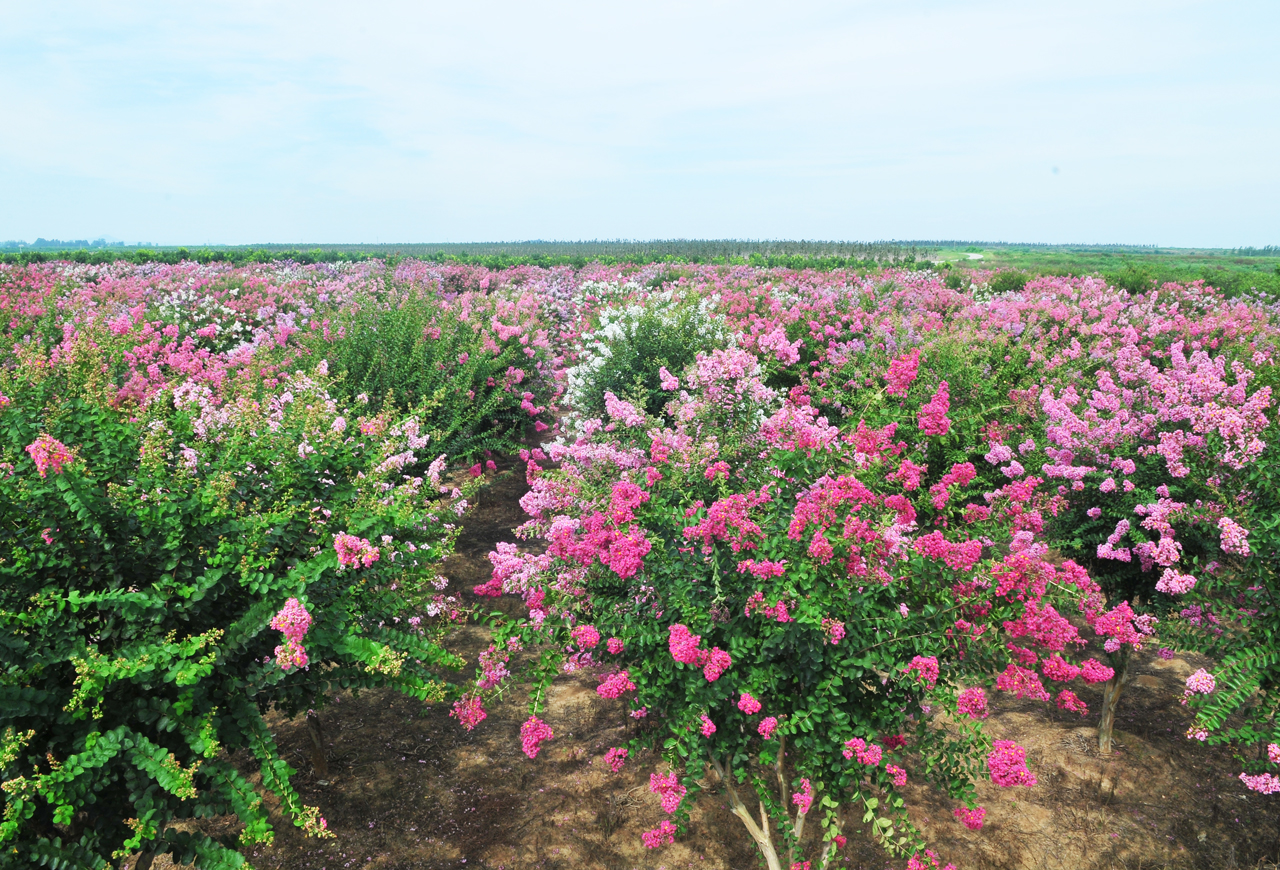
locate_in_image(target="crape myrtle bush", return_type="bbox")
[464,342,1130,870]
[458,265,1280,867]
[0,258,559,463]
[562,282,726,433]
[0,347,479,869]
[299,260,558,461]
[715,268,1280,754]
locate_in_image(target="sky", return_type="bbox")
[1,0,1277,247]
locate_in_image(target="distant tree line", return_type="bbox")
[0,240,929,272]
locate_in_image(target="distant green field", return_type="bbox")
[4,239,1277,297]
[932,243,1280,298]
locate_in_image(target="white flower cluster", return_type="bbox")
[562,286,726,439]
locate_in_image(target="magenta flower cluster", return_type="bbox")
[987,740,1037,787]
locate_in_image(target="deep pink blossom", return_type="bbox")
[987,740,1036,787]
[450,695,487,731]
[957,686,988,719]
[953,806,986,830]
[649,770,687,813]
[604,746,628,772]
[641,819,677,848]
[884,348,920,396]
[905,655,939,690]
[597,670,636,699]
[1080,659,1115,684]
[917,381,951,435]
[520,716,554,758]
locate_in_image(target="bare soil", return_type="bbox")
[155,469,1280,870]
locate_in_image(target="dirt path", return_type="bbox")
[158,468,1280,870]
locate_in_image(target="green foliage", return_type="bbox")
[0,363,470,869]
[304,283,550,462]
[986,270,1029,295]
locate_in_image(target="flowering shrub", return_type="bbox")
[562,285,726,435]
[469,341,1119,870]
[1160,382,1280,791]
[0,349,473,869]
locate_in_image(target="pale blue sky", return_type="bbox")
[2,0,1276,246]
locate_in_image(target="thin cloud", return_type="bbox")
[1,0,1275,245]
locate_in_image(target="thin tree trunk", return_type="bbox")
[1097,647,1131,755]
[307,709,329,778]
[710,756,783,870]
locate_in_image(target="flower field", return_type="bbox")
[2,258,1278,870]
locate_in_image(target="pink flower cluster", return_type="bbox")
[604,746,629,772]
[792,778,814,814]
[987,740,1036,787]
[1218,516,1251,556]
[334,532,380,569]
[1185,668,1216,696]
[738,692,762,715]
[953,806,986,830]
[25,435,74,478]
[609,481,650,524]
[995,664,1050,701]
[601,528,652,578]
[271,597,313,640]
[884,348,921,396]
[1055,689,1089,716]
[1080,659,1115,683]
[642,819,677,848]
[842,737,883,766]
[736,558,788,579]
[597,670,636,699]
[1239,772,1280,794]
[450,694,487,731]
[904,655,939,690]
[700,714,716,736]
[603,391,646,428]
[906,849,956,870]
[744,591,794,622]
[956,686,988,719]
[1155,568,1196,596]
[821,618,846,645]
[520,716,554,759]
[571,624,601,649]
[271,598,312,671]
[758,716,779,739]
[1090,601,1153,653]
[917,381,951,436]
[667,624,732,681]
[649,770,687,813]
[704,460,731,482]
[886,764,907,787]
[913,531,983,572]
[1040,653,1081,682]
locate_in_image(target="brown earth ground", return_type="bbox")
[155,468,1280,870]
